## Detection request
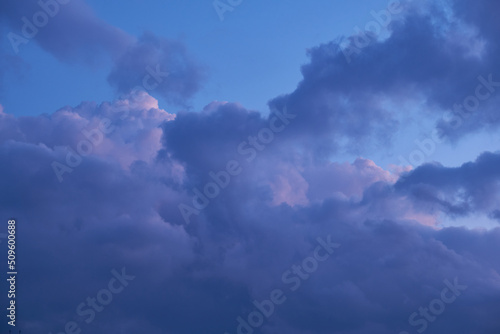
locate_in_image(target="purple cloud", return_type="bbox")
[1,1,500,333]
[0,0,205,103]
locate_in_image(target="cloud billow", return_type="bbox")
[1,0,500,333]
[0,0,206,104]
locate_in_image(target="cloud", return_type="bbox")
[265,0,500,154]
[1,90,500,333]
[108,33,206,105]
[1,1,500,333]
[0,0,205,103]
[395,151,500,218]
[0,0,132,63]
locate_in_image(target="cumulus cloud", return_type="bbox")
[0,0,132,63]
[0,0,205,102]
[266,0,500,154]
[108,33,206,105]
[395,151,500,218]
[2,91,499,332]
[1,0,500,333]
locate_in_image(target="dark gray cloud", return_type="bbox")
[0,0,205,103]
[1,0,500,333]
[395,151,500,218]
[265,0,500,152]
[108,32,207,106]
[0,0,132,63]
[2,91,500,333]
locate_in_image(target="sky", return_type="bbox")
[0,0,500,333]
